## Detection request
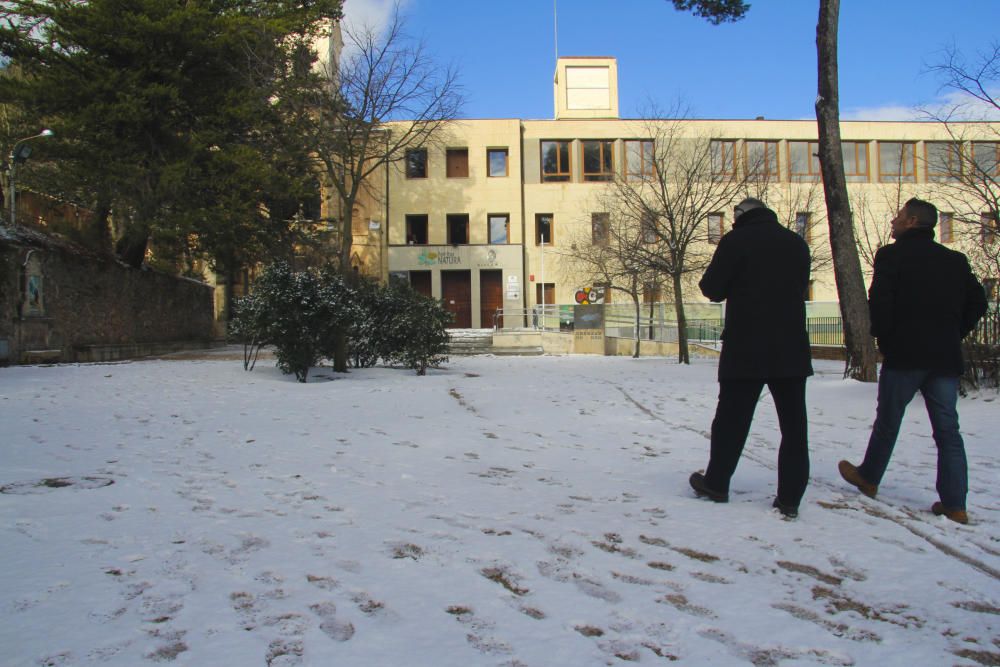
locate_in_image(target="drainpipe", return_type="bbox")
[519,122,528,326]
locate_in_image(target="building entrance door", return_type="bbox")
[479,270,503,329]
[441,270,471,328]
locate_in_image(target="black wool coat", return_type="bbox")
[868,226,987,376]
[699,207,813,380]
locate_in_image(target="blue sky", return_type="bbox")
[343,0,1000,121]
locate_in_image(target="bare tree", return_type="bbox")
[558,207,664,358]
[597,119,754,364]
[668,0,879,381]
[923,42,1000,289]
[291,6,463,371]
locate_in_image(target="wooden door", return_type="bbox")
[441,270,471,328]
[479,270,503,329]
[409,271,432,298]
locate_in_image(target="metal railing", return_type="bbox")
[494,303,848,347]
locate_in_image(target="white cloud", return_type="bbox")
[843,88,1000,122]
[342,0,406,35]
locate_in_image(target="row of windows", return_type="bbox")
[713,139,999,183]
[405,147,510,179]
[400,208,996,249]
[405,139,1000,185]
[403,213,556,246]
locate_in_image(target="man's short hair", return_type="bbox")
[734,197,766,221]
[904,197,938,228]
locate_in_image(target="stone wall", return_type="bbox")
[0,227,214,364]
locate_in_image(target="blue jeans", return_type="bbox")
[859,368,968,509]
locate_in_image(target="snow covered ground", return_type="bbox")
[1,350,998,666]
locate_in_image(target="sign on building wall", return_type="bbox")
[506,275,520,300]
[574,286,605,305]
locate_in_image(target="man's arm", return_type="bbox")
[960,261,988,339]
[867,246,897,339]
[699,237,735,303]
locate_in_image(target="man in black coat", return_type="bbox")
[690,198,813,518]
[839,197,987,524]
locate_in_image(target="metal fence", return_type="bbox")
[494,303,848,347]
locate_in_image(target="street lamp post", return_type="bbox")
[7,129,54,226]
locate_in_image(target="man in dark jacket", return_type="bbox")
[690,198,813,518]
[839,197,987,524]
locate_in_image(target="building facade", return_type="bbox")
[347,57,998,328]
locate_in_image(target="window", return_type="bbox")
[592,212,609,246]
[745,141,780,179]
[405,149,427,178]
[842,142,869,182]
[939,212,954,244]
[536,213,554,245]
[447,214,469,244]
[982,212,997,245]
[488,214,509,244]
[487,148,509,177]
[541,140,571,182]
[581,139,614,182]
[405,214,428,244]
[971,142,1000,177]
[641,211,658,243]
[711,140,737,179]
[878,142,916,182]
[925,142,961,182]
[446,148,469,178]
[625,140,655,181]
[788,141,821,182]
[806,280,814,302]
[795,212,811,244]
[643,283,662,304]
[707,212,724,244]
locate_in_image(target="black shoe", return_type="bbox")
[689,472,728,503]
[772,498,799,519]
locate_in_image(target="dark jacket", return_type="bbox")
[868,226,987,375]
[699,207,813,380]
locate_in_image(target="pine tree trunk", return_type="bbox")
[815,0,877,382]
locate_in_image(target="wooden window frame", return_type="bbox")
[535,213,554,246]
[541,140,572,182]
[842,141,870,182]
[591,212,609,246]
[446,213,470,245]
[939,212,954,244]
[971,142,1000,177]
[795,212,811,244]
[877,141,916,183]
[925,142,962,182]
[707,212,724,244]
[982,212,997,245]
[404,214,428,245]
[446,148,469,178]
[487,148,509,177]
[405,148,427,179]
[581,139,615,182]
[787,141,821,182]
[744,140,780,180]
[711,140,737,180]
[488,213,510,245]
[624,140,656,181]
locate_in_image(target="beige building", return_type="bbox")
[347,57,998,329]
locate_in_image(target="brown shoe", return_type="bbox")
[838,460,878,499]
[932,502,969,525]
